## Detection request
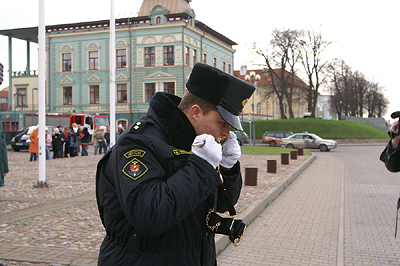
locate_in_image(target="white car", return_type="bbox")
[281,133,338,152]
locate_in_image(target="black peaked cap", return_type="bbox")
[186,63,255,131]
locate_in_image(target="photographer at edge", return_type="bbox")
[380,111,400,172]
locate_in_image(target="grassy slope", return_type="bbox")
[242,119,389,139]
[241,145,313,155]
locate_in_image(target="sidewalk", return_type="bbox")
[0,148,314,266]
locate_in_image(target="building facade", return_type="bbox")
[0,0,236,130]
[235,69,337,121]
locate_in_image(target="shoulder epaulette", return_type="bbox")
[129,120,153,134]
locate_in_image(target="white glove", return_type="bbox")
[220,131,241,169]
[191,134,222,169]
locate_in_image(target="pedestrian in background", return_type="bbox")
[104,128,110,152]
[118,124,124,135]
[92,128,100,155]
[64,126,70,158]
[0,118,9,187]
[79,127,90,156]
[98,126,107,154]
[29,126,39,162]
[68,127,78,157]
[52,128,63,159]
[45,128,52,160]
[72,123,80,155]
[57,126,65,158]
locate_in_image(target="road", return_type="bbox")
[218,144,400,265]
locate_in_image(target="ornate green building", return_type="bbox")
[0,0,237,129]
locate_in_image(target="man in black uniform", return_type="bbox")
[96,63,255,265]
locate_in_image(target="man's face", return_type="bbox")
[193,108,230,141]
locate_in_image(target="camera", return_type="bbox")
[389,111,400,138]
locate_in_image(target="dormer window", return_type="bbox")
[156,16,161,24]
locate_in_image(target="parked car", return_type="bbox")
[281,133,338,151]
[233,131,250,146]
[262,131,293,146]
[11,125,56,152]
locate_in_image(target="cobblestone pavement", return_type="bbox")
[0,146,311,266]
[217,144,400,266]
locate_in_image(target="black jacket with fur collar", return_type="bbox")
[96,92,242,266]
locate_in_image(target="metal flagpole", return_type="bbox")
[36,0,47,187]
[109,0,116,148]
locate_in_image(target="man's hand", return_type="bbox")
[220,131,241,169]
[191,134,222,169]
[391,121,400,149]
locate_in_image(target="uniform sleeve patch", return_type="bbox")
[122,158,148,181]
[173,149,192,156]
[124,149,146,159]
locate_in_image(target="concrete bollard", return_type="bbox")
[245,167,258,186]
[267,160,277,173]
[297,147,304,156]
[281,153,289,165]
[290,150,298,160]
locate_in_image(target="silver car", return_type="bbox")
[281,133,338,151]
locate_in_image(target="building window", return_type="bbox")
[62,53,72,72]
[16,88,26,107]
[90,85,100,104]
[223,62,226,72]
[63,86,72,105]
[145,83,155,102]
[164,82,175,95]
[117,49,126,68]
[117,84,127,103]
[228,64,231,74]
[145,47,155,67]
[213,58,217,67]
[185,46,190,66]
[164,46,174,66]
[156,16,161,24]
[256,103,261,114]
[203,53,207,64]
[192,49,197,64]
[89,51,98,70]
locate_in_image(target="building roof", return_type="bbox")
[0,26,38,43]
[0,91,8,99]
[138,0,192,16]
[0,0,236,47]
[234,69,309,89]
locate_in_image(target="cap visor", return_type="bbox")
[216,105,243,131]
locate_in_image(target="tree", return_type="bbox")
[299,29,331,118]
[253,29,302,119]
[328,59,388,119]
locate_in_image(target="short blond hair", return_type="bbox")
[178,91,216,114]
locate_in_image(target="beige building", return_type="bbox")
[234,69,309,120]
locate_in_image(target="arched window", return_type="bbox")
[156,16,161,24]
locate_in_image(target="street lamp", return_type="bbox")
[245,71,261,145]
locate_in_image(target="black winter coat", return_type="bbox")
[79,127,90,145]
[96,92,242,266]
[380,140,400,172]
[52,133,63,151]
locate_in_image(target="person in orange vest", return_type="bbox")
[29,126,39,161]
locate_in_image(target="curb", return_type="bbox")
[215,153,316,254]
